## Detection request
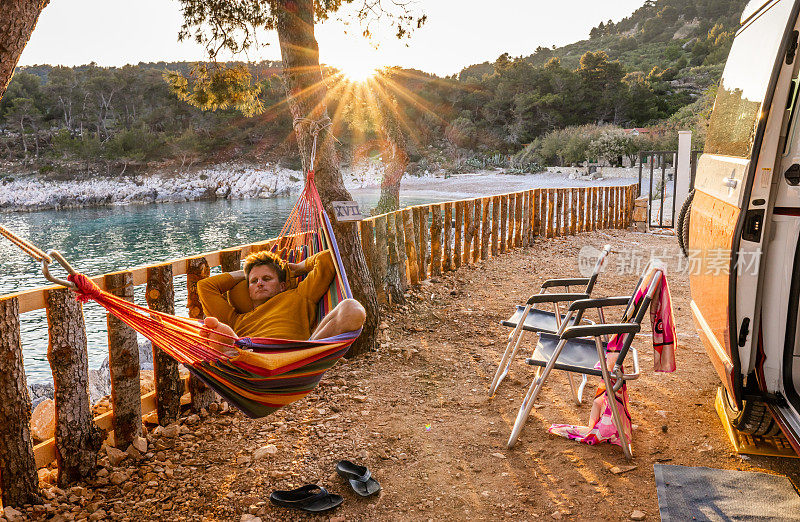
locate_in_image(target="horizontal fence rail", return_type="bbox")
[0,182,637,506]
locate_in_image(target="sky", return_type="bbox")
[18,0,647,77]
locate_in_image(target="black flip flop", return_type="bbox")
[269,484,343,512]
[336,460,382,497]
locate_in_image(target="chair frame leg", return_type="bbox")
[595,338,632,459]
[489,304,532,396]
[507,339,567,449]
[566,373,588,405]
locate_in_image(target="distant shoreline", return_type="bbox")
[0,163,640,213]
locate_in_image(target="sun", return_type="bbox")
[339,62,380,82]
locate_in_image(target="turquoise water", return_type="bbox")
[1,191,438,383]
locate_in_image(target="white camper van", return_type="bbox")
[689,0,800,449]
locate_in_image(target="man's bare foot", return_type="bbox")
[201,317,238,357]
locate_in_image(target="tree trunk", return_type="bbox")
[104,272,142,450]
[275,0,378,356]
[0,0,50,101]
[146,265,182,425]
[45,288,103,487]
[0,297,41,507]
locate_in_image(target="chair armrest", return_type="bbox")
[561,323,640,340]
[526,292,589,305]
[567,296,630,312]
[540,277,591,289]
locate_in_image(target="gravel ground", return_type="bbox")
[9,228,800,522]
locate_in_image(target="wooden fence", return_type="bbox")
[0,183,636,506]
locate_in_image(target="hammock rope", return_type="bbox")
[1,158,361,418]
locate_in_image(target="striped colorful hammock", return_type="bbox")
[68,173,360,418]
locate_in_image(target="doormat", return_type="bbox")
[654,464,800,521]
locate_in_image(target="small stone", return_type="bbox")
[253,445,278,460]
[551,510,563,519]
[329,517,346,522]
[38,468,55,484]
[661,425,668,433]
[69,486,87,498]
[630,510,646,520]
[132,436,148,453]
[240,515,262,522]
[109,471,128,485]
[351,395,368,403]
[89,510,107,521]
[491,452,507,459]
[106,447,127,467]
[610,465,637,475]
[162,424,180,438]
[4,507,22,520]
[186,414,200,425]
[126,444,143,460]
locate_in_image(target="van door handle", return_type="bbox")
[723,177,738,188]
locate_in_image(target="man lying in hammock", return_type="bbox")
[197,249,366,356]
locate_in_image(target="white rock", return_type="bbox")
[253,445,278,460]
[630,510,646,520]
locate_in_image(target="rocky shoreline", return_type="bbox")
[0,162,388,213]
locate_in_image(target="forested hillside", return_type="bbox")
[0,0,749,176]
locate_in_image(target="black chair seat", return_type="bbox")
[525,332,606,376]
[501,306,588,334]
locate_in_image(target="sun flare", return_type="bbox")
[339,62,380,82]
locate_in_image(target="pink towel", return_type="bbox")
[548,266,676,447]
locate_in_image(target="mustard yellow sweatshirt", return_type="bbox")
[197,250,335,340]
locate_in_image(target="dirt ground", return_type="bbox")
[20,229,800,521]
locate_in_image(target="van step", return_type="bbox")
[714,388,798,458]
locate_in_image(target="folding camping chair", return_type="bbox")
[489,245,612,400]
[505,263,665,459]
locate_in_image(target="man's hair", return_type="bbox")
[243,251,287,282]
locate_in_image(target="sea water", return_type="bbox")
[0,191,437,383]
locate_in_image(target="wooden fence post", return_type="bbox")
[546,189,555,238]
[220,249,241,273]
[0,296,40,506]
[514,192,523,247]
[402,209,420,285]
[385,213,406,304]
[415,207,429,281]
[104,271,143,448]
[430,205,443,277]
[146,265,181,426]
[590,187,597,231]
[45,288,103,486]
[522,191,531,247]
[480,197,491,261]
[186,258,217,412]
[578,188,585,233]
[560,188,568,236]
[359,220,381,302]
[491,196,500,257]
[374,215,389,295]
[508,193,515,247]
[604,187,611,228]
[462,200,473,265]
[570,189,578,235]
[443,203,453,271]
[533,189,542,238]
[500,195,508,253]
[454,201,464,269]
[472,199,482,263]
